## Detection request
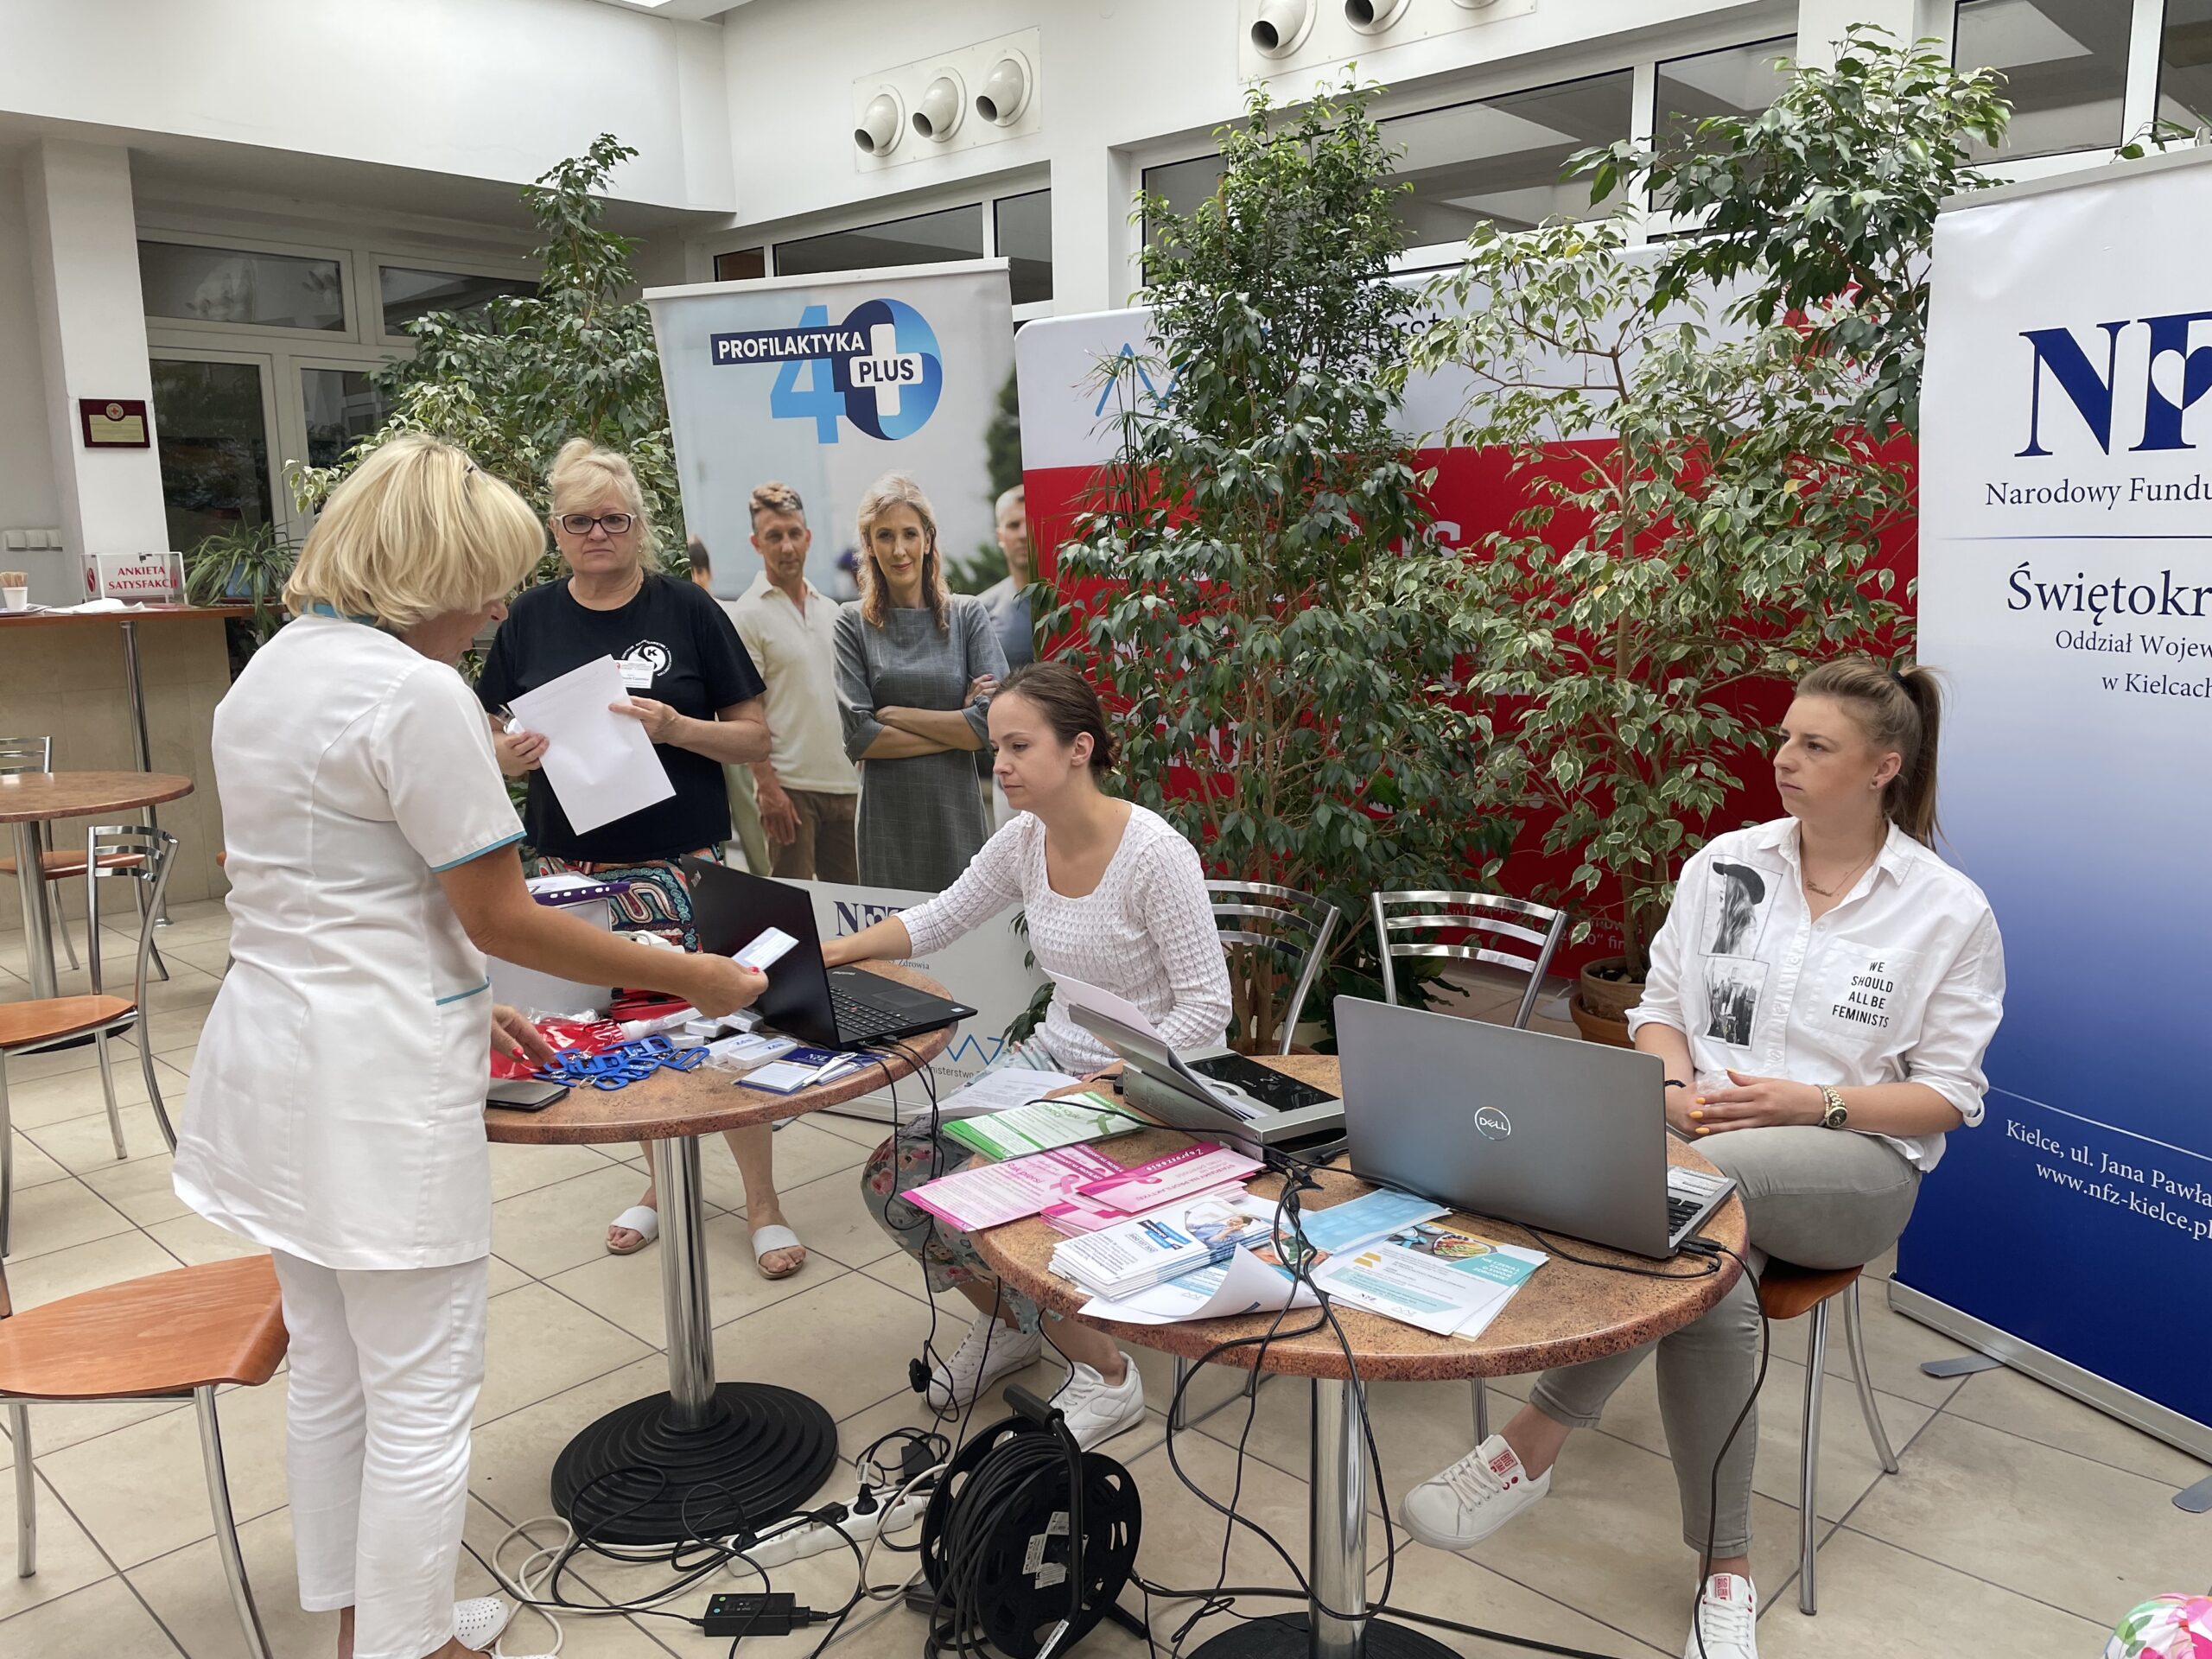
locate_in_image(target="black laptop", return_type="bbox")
[678,857,978,1048]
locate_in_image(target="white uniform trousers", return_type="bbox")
[270,1249,489,1659]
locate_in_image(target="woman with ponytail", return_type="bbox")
[1402,656,2005,1659]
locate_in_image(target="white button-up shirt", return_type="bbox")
[173,615,526,1269]
[1627,817,2005,1171]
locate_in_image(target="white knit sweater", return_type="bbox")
[899,805,1232,1074]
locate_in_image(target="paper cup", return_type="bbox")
[1,587,27,611]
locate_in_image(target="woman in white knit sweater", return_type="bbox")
[829,660,1231,1447]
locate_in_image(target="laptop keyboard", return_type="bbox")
[830,986,915,1043]
[1665,1193,1706,1237]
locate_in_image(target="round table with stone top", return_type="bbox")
[1,771,194,1000]
[484,962,953,1544]
[970,1053,1748,1659]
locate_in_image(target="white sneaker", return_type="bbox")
[1055,1357,1147,1448]
[453,1597,516,1653]
[1681,1573,1758,1659]
[1399,1434,1552,1551]
[925,1319,1041,1411]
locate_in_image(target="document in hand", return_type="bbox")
[507,655,676,835]
[941,1095,1137,1160]
[1309,1221,1547,1339]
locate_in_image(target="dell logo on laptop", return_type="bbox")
[1473,1106,1512,1141]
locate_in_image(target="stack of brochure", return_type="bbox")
[940,1093,1137,1159]
[1047,1191,1268,1300]
[1308,1219,1547,1339]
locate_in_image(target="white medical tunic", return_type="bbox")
[173,614,525,1270]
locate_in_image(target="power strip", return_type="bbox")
[746,1488,933,1567]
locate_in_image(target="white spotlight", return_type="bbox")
[1249,0,1313,57]
[912,73,966,143]
[854,89,903,156]
[975,51,1033,126]
[1344,0,1410,29]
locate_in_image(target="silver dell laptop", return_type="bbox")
[1334,996,1734,1259]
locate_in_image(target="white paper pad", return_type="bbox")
[1081,1247,1319,1325]
[934,1065,1087,1121]
[508,655,675,835]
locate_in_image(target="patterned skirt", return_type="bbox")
[531,854,703,953]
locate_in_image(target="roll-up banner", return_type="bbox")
[647,260,1039,1100]
[1909,147,2212,1457]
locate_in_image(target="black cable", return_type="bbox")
[1687,1238,1768,1659]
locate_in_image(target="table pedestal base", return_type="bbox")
[550,1382,836,1547]
[1188,1614,1455,1659]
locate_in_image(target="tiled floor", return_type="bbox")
[2,904,2204,1659]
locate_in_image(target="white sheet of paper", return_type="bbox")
[1055,976,1166,1043]
[735,927,799,972]
[1080,1246,1319,1325]
[507,655,676,836]
[935,1065,1087,1121]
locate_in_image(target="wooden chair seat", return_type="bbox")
[0,1255,286,1401]
[1758,1259,1865,1322]
[0,994,135,1051]
[0,849,146,880]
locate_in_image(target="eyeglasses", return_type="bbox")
[556,512,636,537]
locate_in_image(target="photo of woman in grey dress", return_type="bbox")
[834,473,1010,891]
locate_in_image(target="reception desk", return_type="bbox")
[0,607,239,932]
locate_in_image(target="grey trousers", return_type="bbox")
[1527,1128,1922,1554]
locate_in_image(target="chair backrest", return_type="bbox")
[0,735,52,777]
[1205,880,1339,1055]
[83,824,179,1012]
[1370,888,1570,1030]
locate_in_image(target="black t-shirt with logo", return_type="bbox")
[477,572,766,863]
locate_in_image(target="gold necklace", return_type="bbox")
[1802,848,1878,898]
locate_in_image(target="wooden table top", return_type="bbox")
[0,771,194,824]
[971,1054,1747,1383]
[484,963,956,1146]
[0,606,248,631]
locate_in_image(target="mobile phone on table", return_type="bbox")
[486,1078,570,1111]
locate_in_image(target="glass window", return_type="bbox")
[2158,0,2212,133]
[301,368,388,470]
[139,241,344,332]
[995,189,1052,305]
[1141,154,1226,247]
[379,266,535,335]
[773,206,984,277]
[1382,70,1636,244]
[1656,37,1795,162]
[1953,0,2130,161]
[715,247,767,283]
[149,359,274,549]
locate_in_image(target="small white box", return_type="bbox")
[80,551,181,602]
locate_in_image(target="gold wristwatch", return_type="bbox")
[1819,1085,1849,1129]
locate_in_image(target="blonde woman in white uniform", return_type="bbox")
[172,437,766,1659]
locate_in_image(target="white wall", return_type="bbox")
[0,0,735,213]
[715,0,1793,313]
[0,157,61,574]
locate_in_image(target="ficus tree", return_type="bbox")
[292,134,684,581]
[1046,79,1497,1045]
[1414,28,2010,979]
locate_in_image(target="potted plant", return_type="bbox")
[1046,79,1498,1046]
[1412,31,2006,1042]
[183,521,300,676]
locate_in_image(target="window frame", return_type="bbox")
[372,258,540,346]
[136,230,359,342]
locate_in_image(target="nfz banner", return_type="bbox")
[1910,150,2212,1446]
[647,261,1014,603]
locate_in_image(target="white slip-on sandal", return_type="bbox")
[749,1223,805,1280]
[606,1203,660,1256]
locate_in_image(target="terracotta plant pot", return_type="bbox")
[1572,957,1643,1048]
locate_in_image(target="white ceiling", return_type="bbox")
[591,0,753,20]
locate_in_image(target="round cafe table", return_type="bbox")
[484,962,954,1544]
[972,1054,1747,1659]
[1,771,194,1000]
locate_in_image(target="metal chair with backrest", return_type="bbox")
[0,825,178,1255]
[1205,880,1340,1055]
[1371,887,1571,1444]
[0,739,169,985]
[1,1248,285,1658]
[1165,882,1340,1429]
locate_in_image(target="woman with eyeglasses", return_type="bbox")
[475,440,810,1280]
